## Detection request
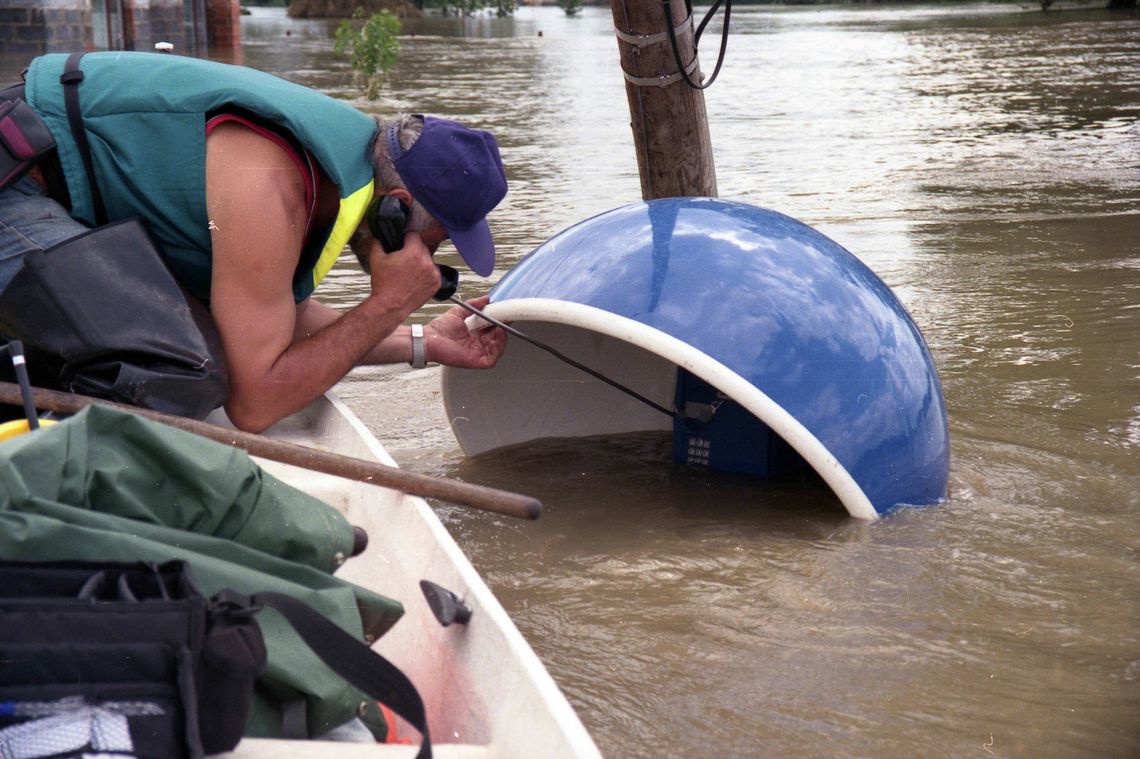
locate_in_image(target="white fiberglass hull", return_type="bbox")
[211,394,601,759]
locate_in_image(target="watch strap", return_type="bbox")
[410,323,426,369]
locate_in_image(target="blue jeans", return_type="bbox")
[0,176,88,294]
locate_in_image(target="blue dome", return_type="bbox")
[443,198,949,518]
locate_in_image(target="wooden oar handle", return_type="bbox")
[0,382,542,520]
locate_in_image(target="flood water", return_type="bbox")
[10,3,1139,756]
[251,4,1138,757]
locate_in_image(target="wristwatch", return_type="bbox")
[410,323,426,369]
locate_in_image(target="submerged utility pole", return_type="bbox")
[610,0,718,199]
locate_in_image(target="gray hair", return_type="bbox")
[349,113,438,271]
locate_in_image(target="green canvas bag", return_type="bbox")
[0,404,405,740]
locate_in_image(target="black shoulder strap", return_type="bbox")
[60,52,108,225]
[255,591,432,759]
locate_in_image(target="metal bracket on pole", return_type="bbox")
[609,0,718,197]
[613,13,693,47]
[622,54,701,88]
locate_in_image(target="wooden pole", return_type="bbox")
[610,0,718,199]
[0,383,542,521]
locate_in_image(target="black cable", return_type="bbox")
[449,297,678,420]
[663,0,733,91]
[695,0,724,45]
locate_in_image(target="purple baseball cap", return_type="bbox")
[388,116,508,277]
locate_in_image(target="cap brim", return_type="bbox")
[446,218,495,277]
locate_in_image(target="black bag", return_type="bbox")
[0,219,228,419]
[0,560,431,759]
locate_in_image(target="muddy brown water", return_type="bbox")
[5,4,1138,756]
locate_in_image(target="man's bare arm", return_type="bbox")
[294,299,416,365]
[205,123,439,432]
[296,295,507,371]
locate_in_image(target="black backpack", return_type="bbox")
[0,560,431,759]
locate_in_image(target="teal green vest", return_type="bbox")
[25,52,377,303]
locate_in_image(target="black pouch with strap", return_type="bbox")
[0,218,229,419]
[0,560,432,759]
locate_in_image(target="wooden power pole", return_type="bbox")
[610,0,718,200]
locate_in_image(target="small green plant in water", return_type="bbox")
[492,0,516,17]
[558,0,582,16]
[334,9,401,101]
[428,0,515,17]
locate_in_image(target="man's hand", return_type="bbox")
[424,296,507,368]
[366,232,443,317]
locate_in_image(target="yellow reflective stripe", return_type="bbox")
[311,180,374,290]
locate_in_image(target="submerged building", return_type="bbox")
[0,0,242,60]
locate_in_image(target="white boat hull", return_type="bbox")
[210,394,601,758]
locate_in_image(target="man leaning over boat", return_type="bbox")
[0,51,508,430]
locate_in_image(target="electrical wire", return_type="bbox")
[663,0,733,91]
[449,297,678,420]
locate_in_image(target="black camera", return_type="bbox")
[365,195,458,301]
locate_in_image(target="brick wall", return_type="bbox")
[205,0,239,52]
[0,1,91,58]
[0,0,233,61]
[120,0,147,48]
[126,0,187,50]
